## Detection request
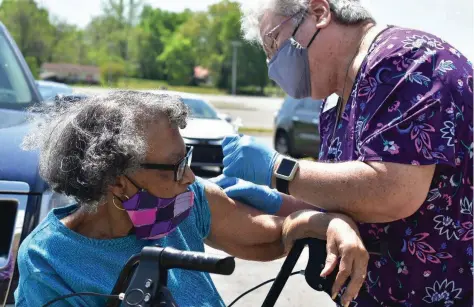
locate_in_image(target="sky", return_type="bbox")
[36,0,474,60]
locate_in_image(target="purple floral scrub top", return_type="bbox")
[318,26,473,306]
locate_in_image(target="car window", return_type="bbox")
[303,98,322,113]
[281,96,299,112]
[0,31,33,105]
[182,98,219,119]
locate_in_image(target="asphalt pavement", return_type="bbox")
[194,135,336,307]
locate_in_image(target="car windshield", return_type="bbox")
[37,83,73,101]
[0,31,33,105]
[183,98,219,119]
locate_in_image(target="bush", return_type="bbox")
[100,62,126,86]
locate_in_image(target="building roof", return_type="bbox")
[41,63,100,74]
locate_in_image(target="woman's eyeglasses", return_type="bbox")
[141,146,194,182]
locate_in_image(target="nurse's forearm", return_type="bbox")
[271,158,433,223]
[273,160,389,222]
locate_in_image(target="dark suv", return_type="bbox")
[273,96,322,159]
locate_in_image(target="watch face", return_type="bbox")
[277,158,297,177]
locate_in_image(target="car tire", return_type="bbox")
[275,131,292,156]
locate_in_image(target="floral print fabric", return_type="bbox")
[319,27,473,306]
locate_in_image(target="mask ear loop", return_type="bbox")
[306,28,320,48]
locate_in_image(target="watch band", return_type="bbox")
[276,177,290,195]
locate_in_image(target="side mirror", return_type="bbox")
[217,113,233,123]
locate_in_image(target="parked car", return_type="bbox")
[0,22,59,305]
[154,90,241,170]
[273,96,323,159]
[35,80,73,101]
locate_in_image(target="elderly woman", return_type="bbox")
[14,91,368,306]
[219,0,473,306]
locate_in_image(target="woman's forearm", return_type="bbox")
[276,194,323,217]
[282,210,336,243]
[243,210,341,261]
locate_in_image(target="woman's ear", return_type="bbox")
[309,0,332,29]
[108,175,128,199]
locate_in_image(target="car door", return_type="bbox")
[291,98,321,158]
[304,98,322,157]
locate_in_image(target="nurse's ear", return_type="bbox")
[309,0,332,29]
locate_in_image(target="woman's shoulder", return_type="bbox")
[17,218,58,277]
[17,205,77,276]
[186,177,212,239]
[189,177,208,203]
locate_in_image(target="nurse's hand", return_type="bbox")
[208,175,283,214]
[221,134,278,186]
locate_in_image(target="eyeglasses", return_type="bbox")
[141,146,194,182]
[263,10,306,60]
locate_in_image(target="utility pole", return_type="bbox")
[231,41,242,96]
[108,42,114,87]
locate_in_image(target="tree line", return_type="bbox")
[0,0,271,95]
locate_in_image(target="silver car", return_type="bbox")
[154,90,241,170]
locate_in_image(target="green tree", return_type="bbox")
[0,0,54,66]
[186,0,269,92]
[81,0,144,77]
[135,6,191,80]
[25,56,39,79]
[100,61,126,85]
[49,19,87,64]
[158,32,196,85]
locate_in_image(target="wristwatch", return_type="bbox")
[274,156,299,195]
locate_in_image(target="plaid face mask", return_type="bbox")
[120,177,195,240]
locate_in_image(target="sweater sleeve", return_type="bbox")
[189,177,211,240]
[14,272,89,307]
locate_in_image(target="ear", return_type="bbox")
[308,0,332,29]
[108,175,128,199]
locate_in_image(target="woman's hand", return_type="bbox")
[282,211,369,306]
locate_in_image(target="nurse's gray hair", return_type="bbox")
[241,0,373,44]
[22,90,189,212]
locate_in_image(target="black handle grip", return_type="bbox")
[303,238,338,295]
[159,247,235,275]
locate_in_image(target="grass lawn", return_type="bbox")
[90,78,285,97]
[114,78,227,95]
[238,127,273,134]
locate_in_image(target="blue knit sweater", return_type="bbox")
[14,178,225,306]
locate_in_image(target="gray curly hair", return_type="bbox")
[22,90,189,212]
[241,0,373,44]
